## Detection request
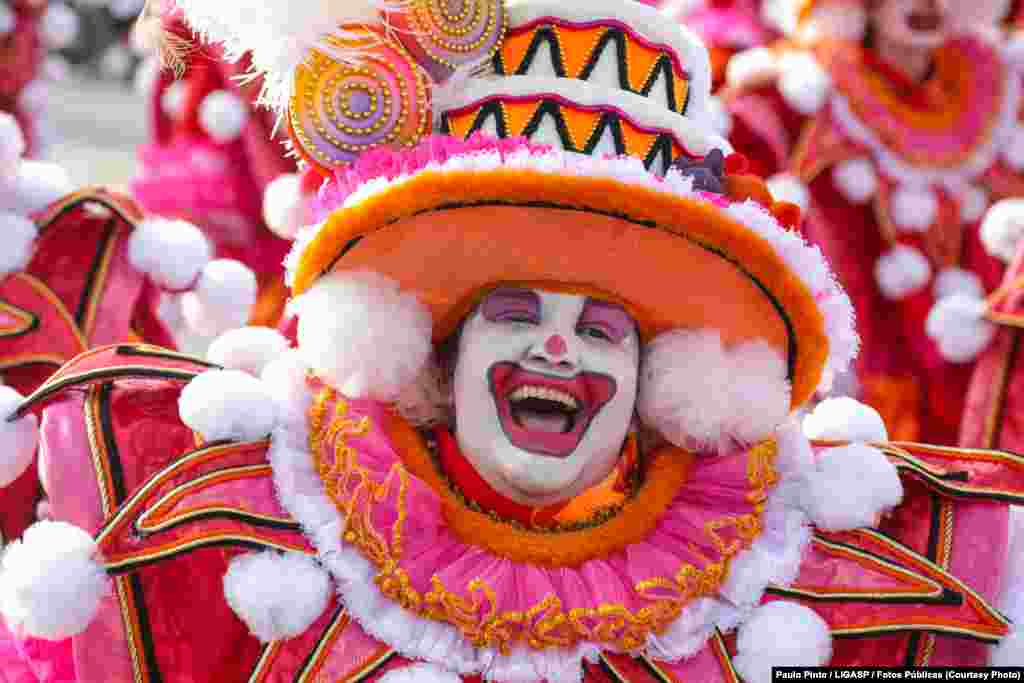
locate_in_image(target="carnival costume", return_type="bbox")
[2,1,1024,682]
[722,0,1024,444]
[131,0,313,334]
[0,116,259,547]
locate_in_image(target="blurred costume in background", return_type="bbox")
[723,0,1024,445]
[130,0,314,342]
[1,0,80,157]
[2,2,1024,682]
[0,110,257,549]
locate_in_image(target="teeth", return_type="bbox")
[508,385,579,411]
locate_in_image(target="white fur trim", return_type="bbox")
[173,0,384,111]
[0,161,73,215]
[934,266,984,300]
[733,602,832,683]
[223,551,331,642]
[180,259,258,338]
[992,506,1024,664]
[0,212,37,277]
[991,628,1024,666]
[262,173,304,239]
[40,3,79,50]
[1007,34,1024,71]
[199,90,250,143]
[434,75,731,160]
[639,329,791,453]
[981,198,1024,263]
[802,443,903,531]
[178,369,279,442]
[726,47,780,90]
[0,521,109,640]
[765,173,809,211]
[890,186,938,233]
[831,157,877,204]
[829,42,1020,190]
[705,95,732,138]
[377,663,462,683]
[803,397,888,442]
[0,112,25,179]
[506,0,712,119]
[0,386,38,488]
[1003,123,1024,172]
[778,51,831,115]
[208,327,290,376]
[128,218,212,290]
[925,293,996,363]
[161,80,187,119]
[294,271,433,401]
[874,245,931,300]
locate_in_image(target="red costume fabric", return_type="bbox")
[0,0,46,155]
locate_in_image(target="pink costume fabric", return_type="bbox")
[726,36,1019,445]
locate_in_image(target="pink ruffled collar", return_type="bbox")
[267,380,810,681]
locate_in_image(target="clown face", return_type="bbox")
[453,288,640,507]
[872,0,949,49]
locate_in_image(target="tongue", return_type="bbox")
[518,410,571,433]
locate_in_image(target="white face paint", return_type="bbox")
[873,0,949,49]
[453,288,640,507]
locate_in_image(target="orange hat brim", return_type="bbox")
[290,168,828,408]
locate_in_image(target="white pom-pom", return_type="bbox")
[725,47,780,90]
[262,173,304,239]
[925,294,996,363]
[733,602,832,683]
[981,199,1024,263]
[0,212,37,277]
[874,245,931,300]
[890,186,938,232]
[0,3,13,36]
[223,551,330,642]
[803,397,888,442]
[207,327,289,376]
[0,112,25,178]
[178,369,278,441]
[128,218,212,290]
[1002,124,1024,172]
[180,259,258,338]
[40,3,79,49]
[0,386,38,488]
[198,90,250,144]
[934,267,984,300]
[639,329,791,452]
[377,663,462,683]
[832,157,877,204]
[0,161,73,215]
[778,51,831,115]
[766,173,809,211]
[0,521,109,640]
[294,271,433,401]
[161,81,186,119]
[802,443,903,530]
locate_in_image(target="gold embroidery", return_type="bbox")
[309,386,779,653]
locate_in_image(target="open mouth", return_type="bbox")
[489,362,617,459]
[907,11,941,31]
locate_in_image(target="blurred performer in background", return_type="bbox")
[722,0,1024,445]
[1,0,80,157]
[130,0,313,344]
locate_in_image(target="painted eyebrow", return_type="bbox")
[480,288,541,319]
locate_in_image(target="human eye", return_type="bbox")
[577,323,613,341]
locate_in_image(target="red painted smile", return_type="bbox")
[488,362,617,459]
